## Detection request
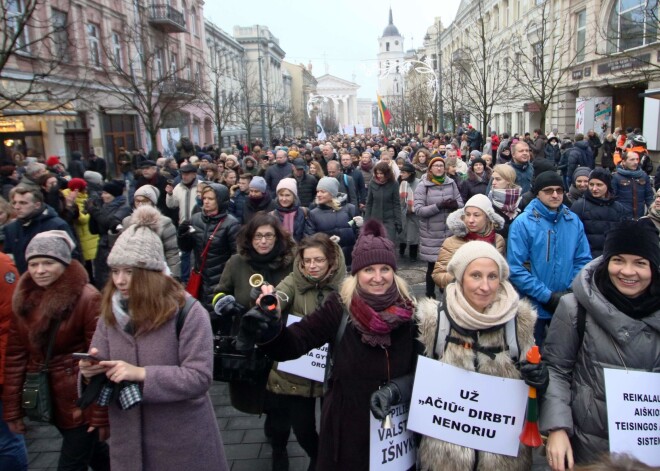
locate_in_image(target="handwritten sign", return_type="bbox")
[604,368,660,466]
[407,356,528,457]
[369,403,416,471]
[277,316,327,382]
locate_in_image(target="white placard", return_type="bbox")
[604,368,660,466]
[159,128,181,158]
[407,356,528,457]
[277,316,327,382]
[369,402,416,471]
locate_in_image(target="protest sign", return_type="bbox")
[604,368,660,466]
[407,356,528,457]
[277,316,327,382]
[369,402,416,471]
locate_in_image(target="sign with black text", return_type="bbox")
[369,403,416,471]
[407,356,528,457]
[604,368,660,466]
[277,316,327,382]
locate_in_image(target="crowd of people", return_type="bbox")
[0,126,658,471]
